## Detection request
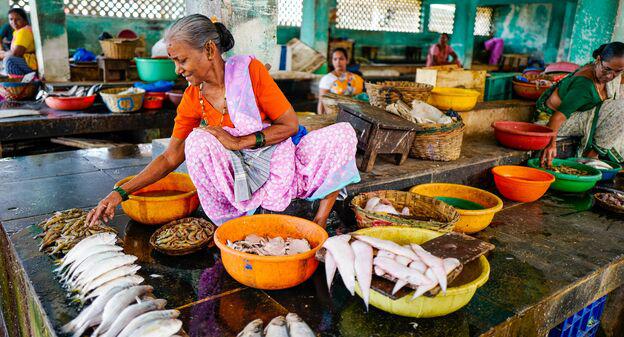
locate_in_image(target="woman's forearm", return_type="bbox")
[236,122,298,149]
[119,155,179,194]
[546,111,567,145]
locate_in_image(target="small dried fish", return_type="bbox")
[153,218,211,251]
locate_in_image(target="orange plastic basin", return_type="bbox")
[492,166,555,202]
[214,214,328,290]
[115,172,199,225]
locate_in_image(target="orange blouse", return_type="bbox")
[172,59,292,140]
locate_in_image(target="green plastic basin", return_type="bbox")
[527,158,602,193]
[435,196,486,210]
[567,157,622,181]
[135,58,178,82]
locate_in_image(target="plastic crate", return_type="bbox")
[549,296,607,337]
[484,72,518,101]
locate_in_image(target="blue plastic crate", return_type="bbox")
[549,296,607,337]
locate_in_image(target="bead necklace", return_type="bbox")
[198,82,227,126]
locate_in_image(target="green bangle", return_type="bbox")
[253,131,265,149]
[113,186,129,201]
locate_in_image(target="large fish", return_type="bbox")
[55,244,122,273]
[410,244,447,293]
[354,235,418,260]
[75,274,144,304]
[76,264,140,295]
[264,316,289,337]
[351,240,373,310]
[286,313,315,337]
[68,255,138,290]
[325,251,337,292]
[62,251,125,284]
[60,233,117,265]
[92,285,154,336]
[100,298,166,337]
[61,285,128,336]
[237,319,263,337]
[373,256,431,286]
[123,318,182,337]
[117,310,180,337]
[322,235,355,295]
[410,258,461,300]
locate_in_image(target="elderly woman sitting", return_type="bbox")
[0,8,36,77]
[87,15,360,228]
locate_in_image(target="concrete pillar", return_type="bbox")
[612,0,624,42]
[300,0,330,56]
[568,0,619,64]
[185,0,279,67]
[451,0,477,68]
[544,1,565,64]
[29,0,70,81]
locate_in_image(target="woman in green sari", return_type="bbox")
[536,42,624,166]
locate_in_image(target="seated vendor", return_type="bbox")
[483,37,504,65]
[86,15,361,228]
[317,47,364,114]
[426,33,461,67]
[537,42,624,167]
[0,8,37,76]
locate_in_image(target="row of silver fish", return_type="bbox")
[323,234,461,310]
[54,233,183,337]
[238,313,315,337]
[36,83,103,101]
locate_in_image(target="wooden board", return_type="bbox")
[287,38,326,73]
[416,68,487,102]
[316,232,494,300]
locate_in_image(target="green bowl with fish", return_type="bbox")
[567,157,622,181]
[527,158,602,193]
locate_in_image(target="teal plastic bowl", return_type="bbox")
[135,58,178,82]
[527,158,602,193]
[567,157,622,181]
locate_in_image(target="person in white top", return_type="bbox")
[317,48,364,114]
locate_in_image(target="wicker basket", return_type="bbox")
[99,87,145,113]
[594,193,624,215]
[0,79,39,101]
[410,123,465,161]
[351,190,459,232]
[321,92,361,115]
[149,217,216,256]
[99,38,138,59]
[366,81,433,109]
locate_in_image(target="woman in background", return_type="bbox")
[0,8,37,76]
[426,33,461,67]
[317,47,364,114]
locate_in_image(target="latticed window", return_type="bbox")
[336,0,422,33]
[474,7,493,36]
[10,0,185,20]
[428,4,454,34]
[278,0,303,27]
[10,0,29,12]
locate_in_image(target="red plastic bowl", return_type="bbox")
[166,91,183,107]
[146,92,166,99]
[492,166,555,202]
[492,121,555,151]
[142,96,164,109]
[512,80,551,100]
[45,95,96,111]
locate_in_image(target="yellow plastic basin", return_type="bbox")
[116,172,199,225]
[353,226,489,318]
[410,183,503,234]
[428,87,479,111]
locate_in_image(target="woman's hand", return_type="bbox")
[199,125,241,150]
[540,141,557,168]
[86,191,123,226]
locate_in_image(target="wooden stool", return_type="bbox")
[337,101,418,173]
[97,57,130,82]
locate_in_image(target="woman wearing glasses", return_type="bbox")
[537,42,624,166]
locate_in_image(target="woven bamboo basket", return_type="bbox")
[0,79,39,101]
[366,81,433,109]
[149,217,216,256]
[321,93,342,115]
[410,123,465,161]
[351,190,459,232]
[594,193,624,215]
[100,87,145,113]
[100,38,138,59]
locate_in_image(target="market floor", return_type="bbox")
[0,142,622,336]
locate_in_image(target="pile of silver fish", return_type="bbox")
[238,313,315,337]
[573,158,614,170]
[55,233,182,337]
[36,83,103,100]
[323,234,461,309]
[36,208,117,255]
[227,234,311,256]
[364,197,410,216]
